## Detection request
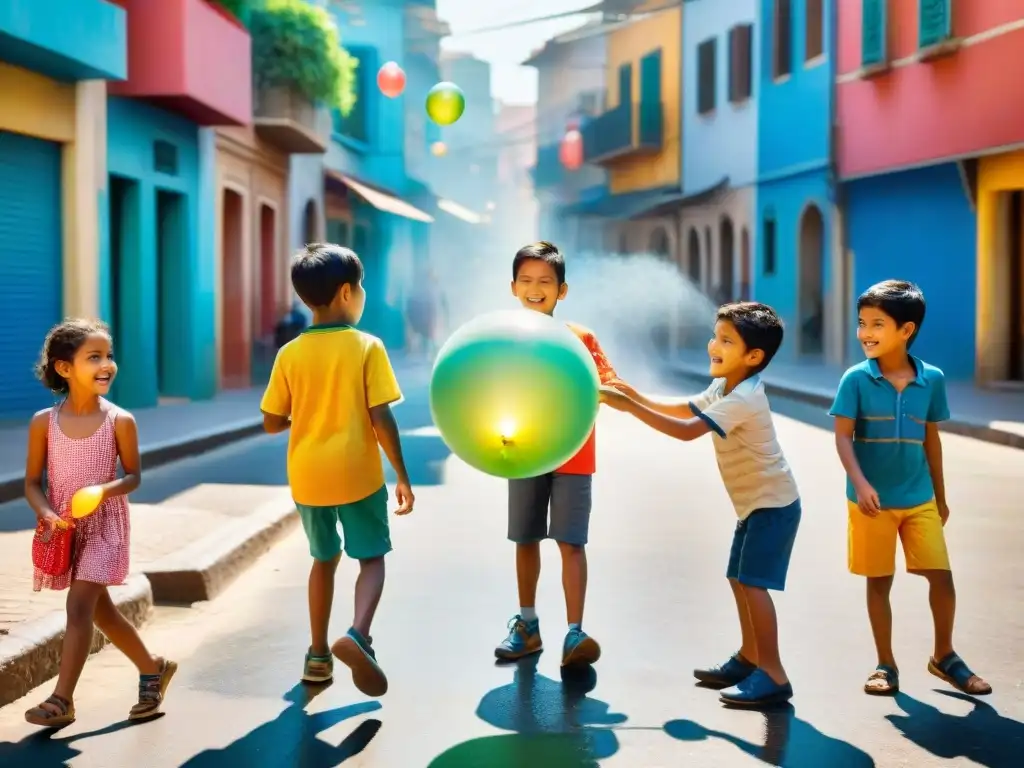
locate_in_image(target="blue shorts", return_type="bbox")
[726,499,801,591]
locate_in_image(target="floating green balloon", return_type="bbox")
[430,309,600,480]
[425,81,466,126]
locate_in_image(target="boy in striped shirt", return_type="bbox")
[601,302,800,707]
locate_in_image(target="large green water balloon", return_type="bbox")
[425,81,466,126]
[430,309,600,479]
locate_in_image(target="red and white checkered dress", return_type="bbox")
[33,404,131,591]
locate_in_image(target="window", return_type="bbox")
[773,0,792,79]
[805,0,824,61]
[728,24,753,103]
[861,0,889,68]
[919,0,952,49]
[697,38,716,115]
[334,46,372,143]
[763,216,777,275]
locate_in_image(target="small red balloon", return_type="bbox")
[377,61,406,98]
[560,129,583,171]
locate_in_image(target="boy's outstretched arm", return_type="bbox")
[600,388,711,441]
[611,382,695,419]
[369,404,415,514]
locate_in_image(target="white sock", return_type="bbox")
[520,607,537,622]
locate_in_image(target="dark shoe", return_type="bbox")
[719,669,793,707]
[494,615,543,660]
[694,653,756,688]
[561,627,601,668]
[332,629,387,697]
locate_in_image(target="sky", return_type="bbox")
[436,0,593,105]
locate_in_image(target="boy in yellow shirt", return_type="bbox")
[261,243,414,698]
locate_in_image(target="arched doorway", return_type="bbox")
[740,227,751,300]
[649,226,670,258]
[303,198,319,245]
[687,228,701,284]
[798,203,825,355]
[221,188,248,389]
[704,226,713,293]
[618,231,629,255]
[258,204,277,337]
[719,216,735,304]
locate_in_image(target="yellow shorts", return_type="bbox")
[847,499,950,577]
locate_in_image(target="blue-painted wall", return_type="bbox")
[681,0,759,194]
[104,96,211,407]
[844,164,976,379]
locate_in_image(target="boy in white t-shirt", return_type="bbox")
[601,302,801,707]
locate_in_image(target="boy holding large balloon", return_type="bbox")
[261,244,415,698]
[495,241,627,669]
[600,302,801,707]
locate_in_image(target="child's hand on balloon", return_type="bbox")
[609,379,638,398]
[394,482,415,515]
[599,386,629,411]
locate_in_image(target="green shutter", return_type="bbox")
[919,0,952,49]
[861,0,887,68]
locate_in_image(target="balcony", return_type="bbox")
[532,142,564,189]
[0,0,126,82]
[254,86,332,154]
[107,0,251,126]
[582,100,663,165]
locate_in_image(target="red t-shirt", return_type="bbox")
[558,323,620,475]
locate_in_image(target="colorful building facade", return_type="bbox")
[680,0,758,302]
[0,0,126,418]
[756,0,837,362]
[835,0,1023,380]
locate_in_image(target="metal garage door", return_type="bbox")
[0,130,62,418]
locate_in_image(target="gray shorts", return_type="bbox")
[508,473,592,546]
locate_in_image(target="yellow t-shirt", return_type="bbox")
[260,323,402,507]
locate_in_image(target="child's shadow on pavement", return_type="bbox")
[181,682,382,767]
[886,690,1024,767]
[0,718,143,767]
[428,655,627,767]
[666,704,875,767]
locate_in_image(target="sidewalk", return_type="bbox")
[0,389,266,504]
[671,350,1024,448]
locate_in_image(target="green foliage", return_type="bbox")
[249,0,357,114]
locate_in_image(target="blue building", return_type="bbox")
[680,0,759,301]
[324,0,438,350]
[755,0,837,362]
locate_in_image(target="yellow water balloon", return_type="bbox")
[71,485,104,519]
[425,82,466,126]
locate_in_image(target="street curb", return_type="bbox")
[0,574,153,709]
[0,418,265,505]
[143,500,298,604]
[670,363,1024,451]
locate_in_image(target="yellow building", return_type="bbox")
[580,4,682,257]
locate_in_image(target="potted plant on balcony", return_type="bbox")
[249,0,357,125]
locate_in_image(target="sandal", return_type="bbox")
[25,694,75,727]
[129,658,178,720]
[928,652,992,696]
[864,665,899,695]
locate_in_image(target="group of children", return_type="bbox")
[22,239,990,729]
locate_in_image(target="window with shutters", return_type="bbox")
[763,215,777,275]
[728,24,753,103]
[697,37,717,115]
[805,0,824,61]
[861,0,889,69]
[334,45,372,144]
[773,0,792,79]
[918,0,953,49]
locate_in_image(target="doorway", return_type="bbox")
[156,190,186,398]
[740,227,751,300]
[798,204,825,355]
[253,203,277,385]
[718,216,735,304]
[687,228,701,284]
[303,199,319,245]
[1007,191,1024,380]
[108,175,139,402]
[221,188,248,388]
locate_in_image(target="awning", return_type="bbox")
[558,184,681,218]
[626,177,731,219]
[325,170,434,223]
[437,198,485,224]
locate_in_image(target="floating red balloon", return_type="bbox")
[377,61,406,98]
[560,129,583,171]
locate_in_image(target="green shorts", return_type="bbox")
[296,485,391,562]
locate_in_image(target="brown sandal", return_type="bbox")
[25,694,75,727]
[129,658,178,720]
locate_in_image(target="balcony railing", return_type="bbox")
[582,100,663,165]
[254,86,331,154]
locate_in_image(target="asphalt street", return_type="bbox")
[0,375,1021,767]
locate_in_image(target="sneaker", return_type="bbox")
[495,615,543,660]
[302,649,334,683]
[331,628,388,697]
[561,627,601,668]
[693,653,757,689]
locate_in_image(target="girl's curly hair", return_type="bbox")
[34,318,111,394]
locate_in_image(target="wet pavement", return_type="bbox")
[0,381,1021,767]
